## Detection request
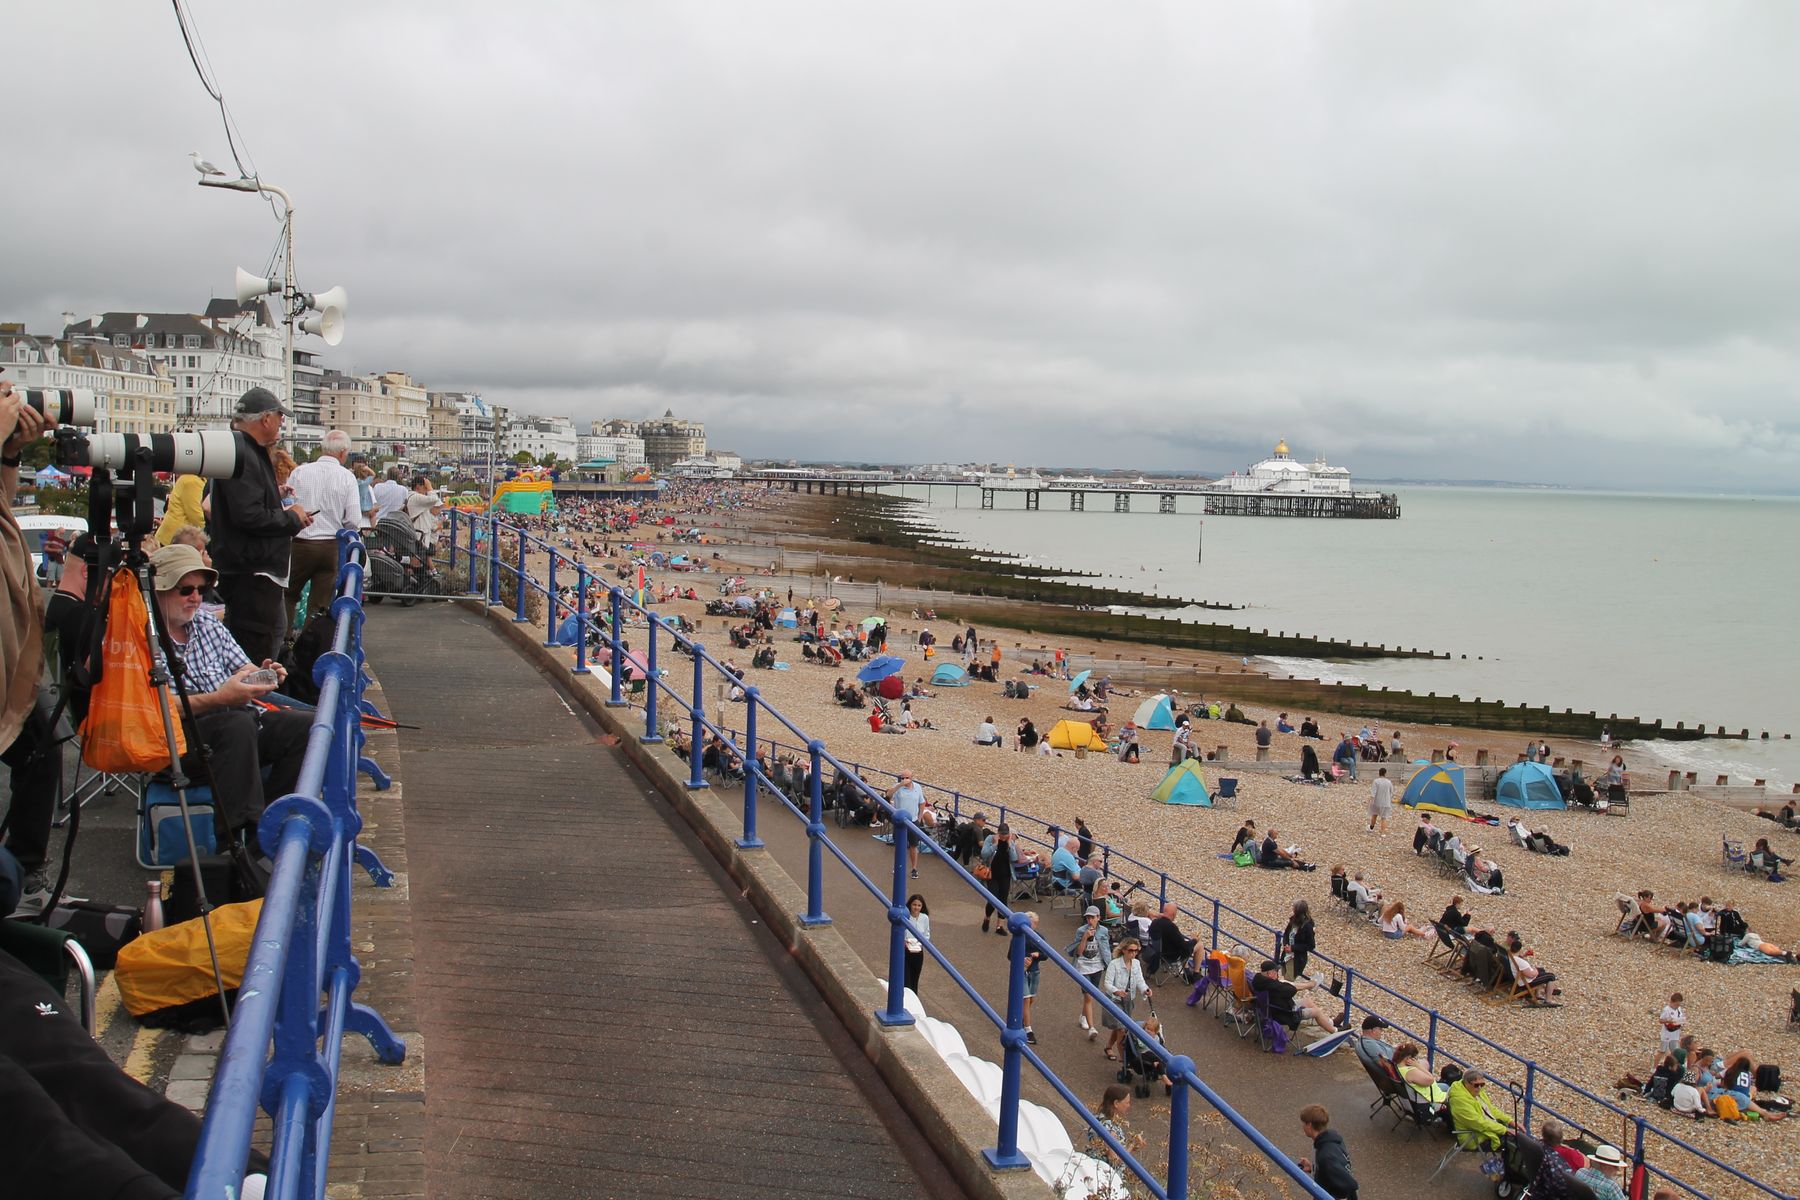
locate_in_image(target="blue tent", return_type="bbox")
[1151,760,1211,806]
[1132,694,1177,731]
[776,608,798,629]
[931,663,969,687]
[1400,763,1467,817]
[1495,761,1565,809]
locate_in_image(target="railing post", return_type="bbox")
[1427,1010,1440,1068]
[877,817,915,1027]
[541,552,559,645]
[1158,871,1169,908]
[571,564,591,675]
[984,915,1030,1171]
[1211,897,1221,951]
[486,516,501,606]
[1523,1061,1537,1131]
[799,740,831,927]
[686,644,709,790]
[1167,1057,1194,1200]
[513,527,530,622]
[952,791,961,820]
[466,513,481,595]
[1102,845,1111,878]
[1341,968,1354,1025]
[998,804,1008,831]
[606,587,624,703]
[640,617,662,743]
[446,507,458,574]
[736,691,763,849]
[1631,1117,1646,1178]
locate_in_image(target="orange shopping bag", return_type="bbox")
[80,568,186,772]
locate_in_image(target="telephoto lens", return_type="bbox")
[24,388,98,426]
[72,431,243,479]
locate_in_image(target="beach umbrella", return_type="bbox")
[1068,669,1092,694]
[823,597,842,611]
[619,651,653,680]
[857,655,906,683]
[877,674,905,700]
[732,596,756,610]
[860,616,883,630]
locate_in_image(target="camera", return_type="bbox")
[55,430,243,481]
[24,388,97,426]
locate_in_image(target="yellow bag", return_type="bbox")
[80,569,187,772]
[115,899,262,1017]
[1714,1094,1743,1122]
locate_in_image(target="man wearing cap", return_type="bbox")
[1574,1144,1628,1200]
[208,386,310,664]
[150,543,312,850]
[1352,1016,1395,1071]
[283,429,363,630]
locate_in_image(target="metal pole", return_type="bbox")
[877,817,914,1027]
[800,741,830,927]
[1211,898,1221,951]
[446,508,458,575]
[984,918,1029,1171]
[1341,968,1354,1026]
[541,551,559,645]
[572,564,590,675]
[1523,1061,1537,1131]
[686,645,708,790]
[1167,1057,1194,1199]
[513,527,529,622]
[640,617,661,743]
[487,517,500,606]
[466,512,480,595]
[1427,1010,1440,1068]
[606,588,624,704]
[737,691,763,849]
[1158,871,1168,908]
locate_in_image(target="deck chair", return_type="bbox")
[1723,837,1749,871]
[1463,942,1504,994]
[0,918,97,1034]
[1424,923,1469,976]
[1508,822,1530,850]
[1612,894,1650,938]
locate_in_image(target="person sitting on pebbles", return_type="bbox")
[1259,829,1316,872]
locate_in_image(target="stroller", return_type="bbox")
[1115,1003,1168,1098]
[366,512,442,606]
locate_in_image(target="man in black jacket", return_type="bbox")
[208,387,309,663]
[1297,1105,1358,1199]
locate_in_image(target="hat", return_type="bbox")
[1259,959,1280,973]
[1084,906,1101,918]
[1590,1146,1626,1170]
[234,386,290,418]
[1360,1016,1389,1031]
[148,544,217,591]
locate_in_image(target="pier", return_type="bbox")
[738,473,1401,517]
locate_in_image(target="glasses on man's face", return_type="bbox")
[174,585,205,597]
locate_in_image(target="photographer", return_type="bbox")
[0,374,60,912]
[146,544,311,852]
[208,387,309,663]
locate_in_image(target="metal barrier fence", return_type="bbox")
[455,510,1800,1200]
[451,510,1332,1200]
[185,532,405,1200]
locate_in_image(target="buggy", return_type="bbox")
[1115,1005,1168,1098]
[365,513,442,606]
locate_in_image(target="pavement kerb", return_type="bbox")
[463,598,1053,1200]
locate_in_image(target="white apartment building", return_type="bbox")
[576,433,646,466]
[62,310,283,429]
[503,414,579,463]
[0,327,177,436]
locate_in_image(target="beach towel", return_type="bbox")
[1727,946,1791,966]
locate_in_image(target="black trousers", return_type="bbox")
[178,707,312,836]
[284,538,341,631]
[217,573,286,665]
[1,702,60,872]
[0,948,267,1198]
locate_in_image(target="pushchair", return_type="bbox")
[1115,1004,1168,1098]
[366,513,442,606]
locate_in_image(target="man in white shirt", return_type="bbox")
[284,430,365,629]
[973,716,1001,747]
[886,771,926,878]
[370,465,409,520]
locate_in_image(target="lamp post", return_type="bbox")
[198,173,346,433]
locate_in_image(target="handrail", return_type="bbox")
[458,510,1796,1200]
[184,532,405,1200]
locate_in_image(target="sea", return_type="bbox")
[890,484,1800,791]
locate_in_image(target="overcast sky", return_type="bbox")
[7,3,1800,489]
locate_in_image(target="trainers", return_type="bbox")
[13,871,53,915]
[1079,1015,1091,1031]
[909,869,919,879]
[1026,1029,1037,1045]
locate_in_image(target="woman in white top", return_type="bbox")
[1100,938,1152,1061]
[1379,900,1431,940]
[902,894,930,993]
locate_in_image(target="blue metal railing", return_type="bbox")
[185,532,404,1200]
[456,508,1800,1200]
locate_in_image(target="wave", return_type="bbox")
[1256,656,1368,688]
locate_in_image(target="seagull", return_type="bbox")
[191,151,225,178]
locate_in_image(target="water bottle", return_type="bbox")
[142,879,165,933]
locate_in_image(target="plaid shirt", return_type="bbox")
[171,609,253,699]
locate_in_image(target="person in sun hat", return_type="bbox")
[1574,1144,1629,1200]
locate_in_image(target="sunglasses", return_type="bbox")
[172,584,206,597]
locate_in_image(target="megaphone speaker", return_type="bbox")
[307,285,349,316]
[235,266,278,305]
[300,309,345,346]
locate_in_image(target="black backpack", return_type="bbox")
[278,612,336,705]
[1706,933,1736,964]
[1756,1064,1782,1094]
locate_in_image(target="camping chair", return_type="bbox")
[1214,777,1238,809]
[1187,952,1228,1013]
[1251,992,1291,1054]
[1723,837,1749,872]
[1328,873,1356,919]
[1219,958,1258,1038]
[1358,1054,1414,1130]
[1430,1115,1504,1181]
[0,918,97,1034]
[1436,844,1462,877]
[1424,923,1469,976]
[1508,823,1531,851]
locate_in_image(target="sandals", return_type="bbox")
[1104,1051,1120,1061]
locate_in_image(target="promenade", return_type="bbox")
[363,602,960,1199]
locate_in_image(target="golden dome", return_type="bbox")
[1273,439,1289,457]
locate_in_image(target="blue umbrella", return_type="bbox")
[1068,669,1092,694]
[857,655,906,683]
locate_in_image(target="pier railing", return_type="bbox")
[451,510,1790,1200]
[450,509,1332,1200]
[185,533,405,1200]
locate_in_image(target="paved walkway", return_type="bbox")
[363,603,960,1200]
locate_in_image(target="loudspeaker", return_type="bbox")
[306,285,348,315]
[300,308,344,346]
[234,266,278,304]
